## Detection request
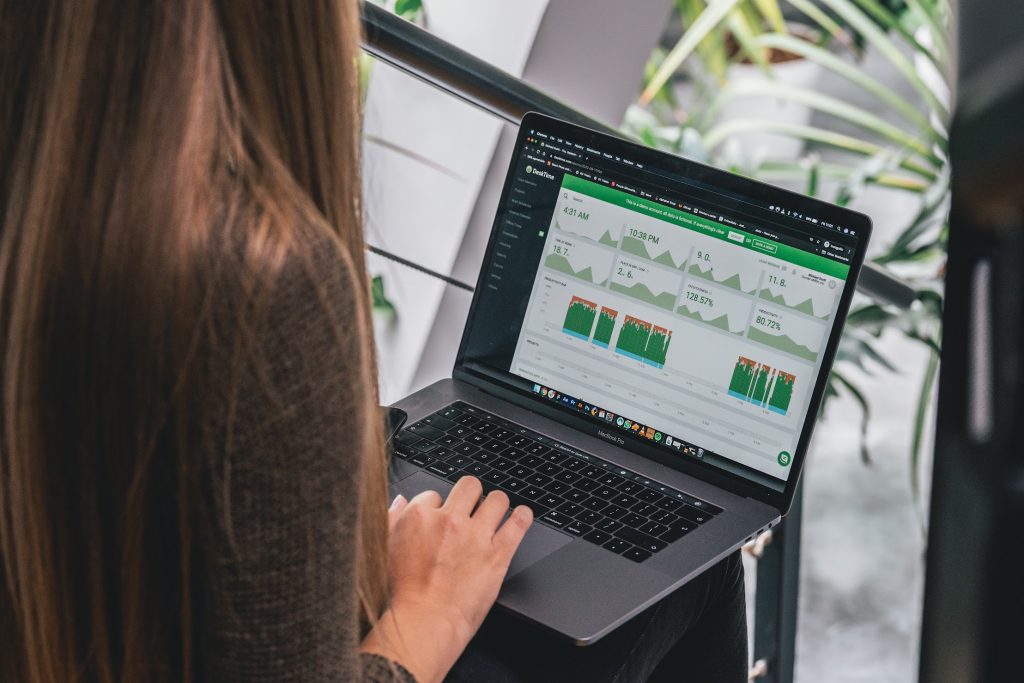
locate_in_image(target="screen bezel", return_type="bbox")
[453,112,872,515]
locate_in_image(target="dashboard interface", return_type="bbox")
[458,116,867,492]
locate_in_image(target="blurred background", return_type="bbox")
[361,2,949,680]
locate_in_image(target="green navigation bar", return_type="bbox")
[561,175,850,280]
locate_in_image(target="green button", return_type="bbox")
[752,238,778,254]
[778,451,792,466]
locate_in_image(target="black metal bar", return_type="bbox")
[360,4,620,137]
[359,3,919,310]
[367,244,474,293]
[753,480,803,683]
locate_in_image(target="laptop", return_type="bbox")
[388,112,871,645]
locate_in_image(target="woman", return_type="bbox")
[0,2,746,682]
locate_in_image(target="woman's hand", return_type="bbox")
[361,477,532,683]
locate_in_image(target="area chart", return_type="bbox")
[562,296,598,341]
[610,256,683,311]
[728,357,795,415]
[543,234,614,285]
[614,315,673,369]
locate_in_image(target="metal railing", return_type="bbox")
[360,4,912,681]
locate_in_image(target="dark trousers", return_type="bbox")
[447,551,748,683]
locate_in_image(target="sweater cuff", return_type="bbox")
[360,652,417,683]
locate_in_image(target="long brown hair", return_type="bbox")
[0,1,387,681]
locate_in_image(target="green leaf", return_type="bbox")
[817,0,949,122]
[701,120,939,181]
[707,78,944,168]
[853,0,948,76]
[785,0,860,56]
[910,346,940,534]
[830,369,873,463]
[752,0,787,33]
[371,275,397,316]
[752,33,945,149]
[641,0,745,104]
[394,0,422,18]
[726,8,771,71]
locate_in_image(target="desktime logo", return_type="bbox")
[525,164,555,180]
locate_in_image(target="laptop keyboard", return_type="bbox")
[392,401,724,563]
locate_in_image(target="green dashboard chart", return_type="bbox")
[562,296,598,341]
[758,270,838,320]
[610,256,683,311]
[554,190,624,247]
[619,219,692,271]
[614,315,673,369]
[592,306,618,348]
[728,356,795,415]
[543,234,614,285]
[747,304,825,362]
[686,243,762,295]
[676,281,751,335]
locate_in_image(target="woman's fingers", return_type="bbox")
[388,494,408,531]
[442,475,484,515]
[472,489,511,531]
[408,489,443,509]
[492,505,533,564]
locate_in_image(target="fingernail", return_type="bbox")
[390,494,406,509]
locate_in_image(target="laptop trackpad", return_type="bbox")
[389,472,571,578]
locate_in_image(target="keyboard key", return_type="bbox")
[407,423,445,441]
[392,445,415,460]
[631,503,658,517]
[503,479,526,493]
[503,448,527,461]
[427,462,457,478]
[455,414,481,426]
[622,547,652,563]
[575,478,600,492]
[637,488,665,505]
[592,486,617,500]
[565,490,589,504]
[538,493,561,508]
[565,522,591,537]
[490,428,514,441]
[519,455,543,469]
[615,527,667,553]
[508,465,531,479]
[473,450,498,463]
[582,497,609,512]
[611,494,638,509]
[526,473,552,487]
[598,473,624,487]
[421,415,456,431]
[539,511,572,528]
[583,529,612,545]
[508,435,531,448]
[580,466,602,479]
[409,454,435,468]
[526,443,551,456]
[655,497,683,513]
[465,463,491,477]
[446,469,469,482]
[596,518,623,533]
[537,463,561,476]
[413,441,439,454]
[443,453,471,468]
[617,481,643,495]
[650,510,678,525]
[542,451,569,465]
[473,422,499,436]
[556,470,582,484]
[620,513,646,528]
[602,538,631,554]
[660,521,694,543]
[429,447,455,460]
[454,443,479,456]
[437,435,461,447]
[576,510,602,525]
[638,521,668,537]
[481,439,508,454]
[447,425,473,438]
[521,486,544,501]
[544,481,570,495]
[506,494,549,517]
[466,433,488,446]
[439,406,462,419]
[562,457,585,471]
[556,502,583,517]
[395,433,424,448]
[484,470,510,486]
[688,499,724,515]
[677,506,711,525]
[489,457,514,471]
[602,505,628,520]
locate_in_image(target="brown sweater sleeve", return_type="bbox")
[199,245,414,683]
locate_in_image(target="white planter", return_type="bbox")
[715,56,824,161]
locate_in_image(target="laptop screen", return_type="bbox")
[456,114,869,494]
